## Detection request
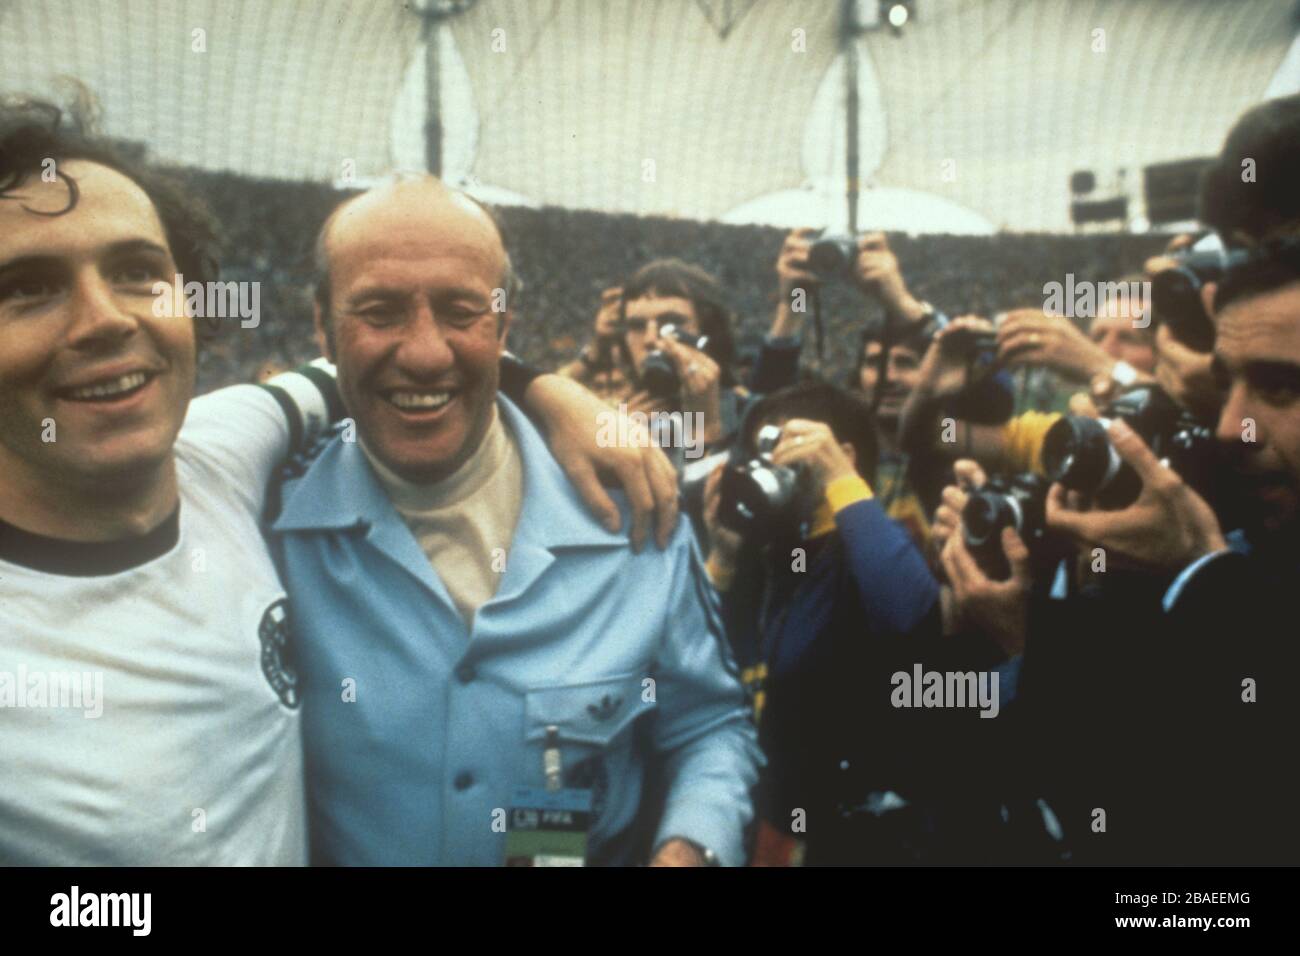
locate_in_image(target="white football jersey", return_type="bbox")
[0,374,331,865]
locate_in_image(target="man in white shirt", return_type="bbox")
[0,97,676,864]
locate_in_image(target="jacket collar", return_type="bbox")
[271,394,628,553]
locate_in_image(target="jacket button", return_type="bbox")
[455,662,476,684]
[454,772,474,791]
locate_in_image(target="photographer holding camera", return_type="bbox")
[700,382,1037,864]
[615,258,742,453]
[897,297,1158,484]
[761,228,959,549]
[932,95,1300,864]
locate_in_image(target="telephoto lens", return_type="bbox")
[717,425,812,541]
[639,323,711,398]
[808,231,859,279]
[1040,385,1216,510]
[961,473,1049,580]
[1150,240,1248,353]
[1040,415,1142,510]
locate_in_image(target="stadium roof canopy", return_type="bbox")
[3,0,1297,233]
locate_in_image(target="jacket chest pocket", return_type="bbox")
[523,673,651,751]
[522,673,655,849]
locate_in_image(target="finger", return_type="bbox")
[646,446,680,550]
[932,506,960,540]
[1001,307,1049,323]
[777,418,823,438]
[561,455,622,536]
[1106,419,1173,490]
[771,419,826,450]
[940,487,968,514]
[996,314,1046,338]
[949,315,995,335]
[1144,254,1179,278]
[1200,281,1217,322]
[1001,527,1032,587]
[939,536,965,595]
[617,453,656,553]
[952,458,987,490]
[656,336,689,371]
[1067,391,1099,417]
[993,330,1045,356]
[769,440,818,470]
[625,392,656,417]
[1044,481,1111,542]
[944,529,986,590]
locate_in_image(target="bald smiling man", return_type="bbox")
[268,175,761,866]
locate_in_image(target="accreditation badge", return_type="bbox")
[504,785,593,866]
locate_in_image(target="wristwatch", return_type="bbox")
[1109,359,1140,389]
[656,837,720,866]
[914,301,951,341]
[1092,359,1140,403]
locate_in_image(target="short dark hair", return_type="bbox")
[0,91,220,290]
[742,381,878,481]
[847,319,927,390]
[621,258,737,382]
[1200,93,1300,245]
[1214,239,1300,313]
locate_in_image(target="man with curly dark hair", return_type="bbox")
[0,95,681,864]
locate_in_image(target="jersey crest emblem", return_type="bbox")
[259,599,300,709]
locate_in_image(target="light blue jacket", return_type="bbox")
[268,396,761,865]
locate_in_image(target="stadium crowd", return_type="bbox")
[1,87,1298,866]
[178,169,1167,395]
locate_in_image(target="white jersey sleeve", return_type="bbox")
[178,360,339,516]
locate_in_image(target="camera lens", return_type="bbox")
[963,490,1018,548]
[808,234,857,278]
[1042,417,1111,492]
[718,461,807,538]
[1151,266,1215,352]
[640,350,679,397]
[1042,415,1142,509]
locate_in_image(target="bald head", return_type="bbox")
[313,175,518,329]
[314,174,519,485]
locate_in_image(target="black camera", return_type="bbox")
[1040,385,1217,510]
[808,231,859,279]
[961,473,1049,580]
[1150,239,1249,352]
[639,323,711,398]
[717,425,815,541]
[942,324,999,377]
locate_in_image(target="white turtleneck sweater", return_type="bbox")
[361,404,524,629]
